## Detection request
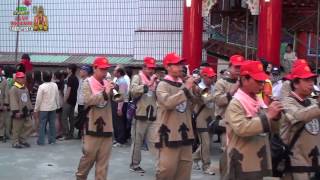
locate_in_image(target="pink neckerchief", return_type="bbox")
[87,76,109,95]
[233,89,266,118]
[139,71,156,91]
[164,75,183,83]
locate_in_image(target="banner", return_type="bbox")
[10,0,48,32]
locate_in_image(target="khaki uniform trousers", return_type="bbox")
[219,132,228,179]
[156,145,192,180]
[130,119,157,168]
[76,135,112,180]
[0,111,4,136]
[0,110,11,137]
[192,131,212,170]
[12,117,32,145]
[0,111,6,136]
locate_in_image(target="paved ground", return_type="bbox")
[0,137,221,180]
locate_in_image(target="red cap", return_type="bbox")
[230,55,245,66]
[93,57,111,69]
[284,59,308,80]
[292,59,308,69]
[240,61,269,81]
[201,67,216,77]
[144,57,156,68]
[290,64,317,79]
[284,74,293,80]
[15,72,25,78]
[163,53,186,67]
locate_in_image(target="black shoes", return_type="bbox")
[20,142,31,148]
[129,166,145,173]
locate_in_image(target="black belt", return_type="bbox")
[135,116,156,121]
[86,131,113,137]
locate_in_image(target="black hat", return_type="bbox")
[271,67,280,75]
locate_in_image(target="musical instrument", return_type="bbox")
[105,77,123,102]
[112,89,123,102]
[200,87,210,98]
[193,80,210,98]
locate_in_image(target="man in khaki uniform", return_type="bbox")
[3,68,13,140]
[0,71,9,140]
[213,55,245,147]
[155,52,198,180]
[192,67,217,175]
[280,64,320,180]
[224,61,282,180]
[76,57,115,180]
[129,57,158,173]
[9,72,33,148]
[214,55,245,177]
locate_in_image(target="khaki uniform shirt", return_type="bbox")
[194,83,215,132]
[9,84,33,118]
[83,80,113,137]
[214,77,237,127]
[155,80,197,148]
[281,95,320,179]
[130,74,156,121]
[224,99,277,180]
[0,77,8,109]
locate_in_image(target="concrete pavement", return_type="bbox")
[0,138,221,180]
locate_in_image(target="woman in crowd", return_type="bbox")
[29,71,42,136]
[54,70,66,139]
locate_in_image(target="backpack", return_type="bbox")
[271,124,305,177]
[272,95,312,176]
[126,97,141,120]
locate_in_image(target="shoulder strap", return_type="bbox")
[193,104,206,121]
[288,124,305,150]
[286,95,307,150]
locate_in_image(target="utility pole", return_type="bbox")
[14,0,21,64]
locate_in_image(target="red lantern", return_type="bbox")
[23,0,32,6]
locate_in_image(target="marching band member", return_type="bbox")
[224,61,282,180]
[129,57,158,173]
[192,67,217,175]
[281,63,320,180]
[10,72,33,148]
[0,68,9,140]
[213,55,245,177]
[76,57,115,180]
[155,52,199,180]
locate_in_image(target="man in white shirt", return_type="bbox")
[34,71,60,145]
[113,65,130,146]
